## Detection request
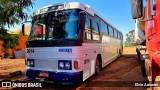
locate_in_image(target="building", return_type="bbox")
[9,25,31,58]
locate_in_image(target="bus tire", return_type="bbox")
[119,49,122,57]
[136,48,141,64]
[140,60,147,77]
[145,59,150,76]
[95,56,101,76]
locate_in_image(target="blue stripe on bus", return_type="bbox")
[59,48,72,53]
[25,69,83,84]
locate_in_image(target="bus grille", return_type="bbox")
[34,59,57,69]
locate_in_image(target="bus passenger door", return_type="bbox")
[82,16,93,80]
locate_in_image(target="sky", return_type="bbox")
[8,0,135,40]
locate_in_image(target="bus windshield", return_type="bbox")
[28,9,81,41]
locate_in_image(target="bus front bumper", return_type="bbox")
[25,69,83,85]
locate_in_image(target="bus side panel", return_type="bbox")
[82,43,102,81]
[102,36,120,67]
[101,35,111,65]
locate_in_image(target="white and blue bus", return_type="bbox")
[24,2,123,84]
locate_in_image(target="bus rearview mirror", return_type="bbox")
[22,24,25,36]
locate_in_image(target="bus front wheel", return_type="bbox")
[95,56,101,75]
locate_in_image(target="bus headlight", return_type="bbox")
[58,60,72,70]
[59,62,64,69]
[26,59,34,67]
[65,62,71,69]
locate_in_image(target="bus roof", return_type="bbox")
[33,2,122,33]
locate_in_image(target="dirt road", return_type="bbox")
[0,47,149,90]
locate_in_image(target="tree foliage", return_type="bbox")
[125,30,137,47]
[0,28,19,50]
[0,0,34,27]
[0,0,34,57]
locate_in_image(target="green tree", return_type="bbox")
[0,0,34,57]
[0,0,34,27]
[0,28,19,50]
[125,30,137,47]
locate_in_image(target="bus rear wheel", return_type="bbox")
[95,56,101,75]
[119,49,123,57]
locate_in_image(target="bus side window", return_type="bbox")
[92,21,100,40]
[100,20,104,33]
[100,20,108,34]
[114,30,118,38]
[120,33,122,40]
[84,18,91,40]
[121,33,123,40]
[105,24,109,35]
[119,33,121,39]
[118,32,120,39]
[108,26,114,36]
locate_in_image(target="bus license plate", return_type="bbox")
[39,72,49,77]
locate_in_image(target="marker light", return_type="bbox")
[74,61,79,69]
[65,62,71,69]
